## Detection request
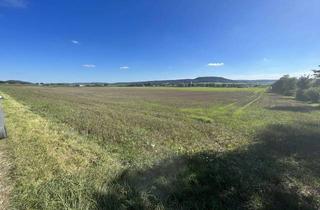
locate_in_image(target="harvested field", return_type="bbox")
[0,85,319,209]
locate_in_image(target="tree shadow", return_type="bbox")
[267,105,320,113]
[94,123,320,210]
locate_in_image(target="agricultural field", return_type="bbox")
[0,85,319,209]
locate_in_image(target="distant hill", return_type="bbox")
[114,77,275,86]
[115,76,233,85]
[193,76,233,83]
[0,80,32,85]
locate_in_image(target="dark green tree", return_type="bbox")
[296,76,312,101]
[271,75,297,96]
[311,65,320,87]
[297,75,312,89]
[305,87,320,103]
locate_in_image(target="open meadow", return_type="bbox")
[0,85,319,209]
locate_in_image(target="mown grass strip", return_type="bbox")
[0,141,12,210]
[1,92,122,209]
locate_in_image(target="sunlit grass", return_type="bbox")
[2,93,122,209]
[0,85,319,209]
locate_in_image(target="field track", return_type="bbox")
[234,90,264,115]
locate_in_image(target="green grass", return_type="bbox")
[2,92,123,209]
[0,85,319,209]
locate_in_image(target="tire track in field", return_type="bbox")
[234,91,264,115]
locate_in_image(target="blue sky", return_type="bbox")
[0,0,319,83]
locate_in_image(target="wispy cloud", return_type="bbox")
[0,0,27,8]
[120,66,129,70]
[71,40,80,45]
[82,64,96,68]
[208,62,224,67]
[263,57,270,62]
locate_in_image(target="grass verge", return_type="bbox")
[1,92,122,209]
[0,140,12,210]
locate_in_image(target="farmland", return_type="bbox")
[0,85,319,209]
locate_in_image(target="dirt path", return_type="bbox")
[0,141,11,210]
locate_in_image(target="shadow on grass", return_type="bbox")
[267,105,320,113]
[94,123,320,210]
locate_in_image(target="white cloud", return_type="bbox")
[71,40,80,45]
[120,66,129,70]
[0,0,27,8]
[82,64,96,68]
[208,62,224,67]
[263,58,270,62]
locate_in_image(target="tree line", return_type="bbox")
[271,65,320,102]
[121,82,264,88]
